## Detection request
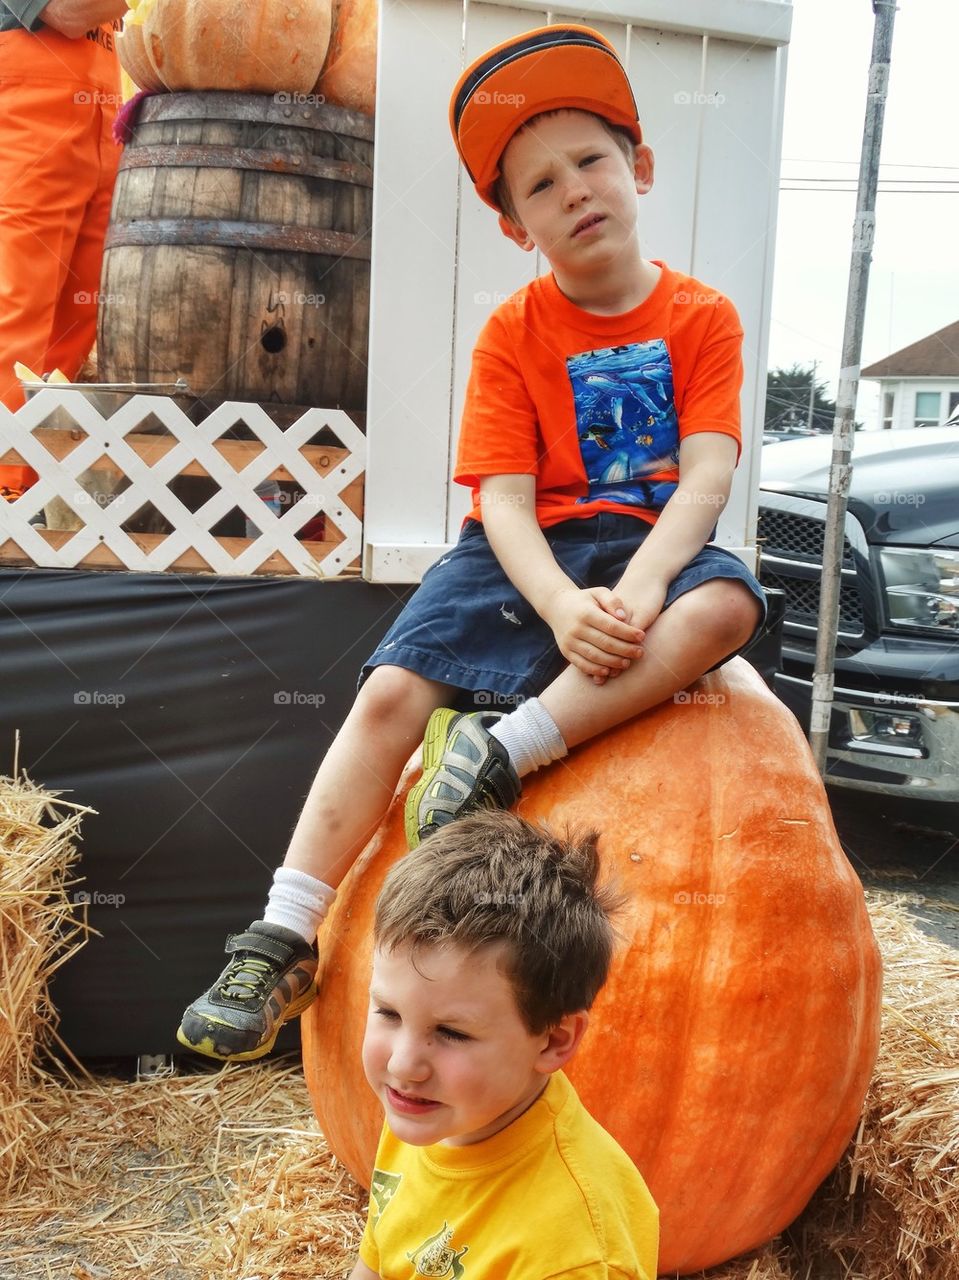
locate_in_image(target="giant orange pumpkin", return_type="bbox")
[313,0,377,114]
[116,7,166,93]
[303,658,882,1275]
[118,0,332,94]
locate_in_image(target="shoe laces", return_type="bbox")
[218,953,274,1001]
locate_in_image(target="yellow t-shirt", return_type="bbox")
[358,1070,659,1279]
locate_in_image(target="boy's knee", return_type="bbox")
[684,581,762,649]
[355,665,436,726]
[714,582,764,647]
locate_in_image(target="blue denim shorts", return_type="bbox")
[360,513,766,701]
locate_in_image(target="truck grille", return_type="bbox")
[757,504,866,639]
[761,569,865,633]
[757,508,855,568]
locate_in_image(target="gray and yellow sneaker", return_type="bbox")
[405,708,522,849]
[176,920,318,1062]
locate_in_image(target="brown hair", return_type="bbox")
[492,110,637,222]
[373,810,624,1034]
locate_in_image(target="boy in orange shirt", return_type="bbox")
[179,25,766,1063]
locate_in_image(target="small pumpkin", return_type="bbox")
[313,0,376,114]
[303,658,882,1275]
[121,0,332,95]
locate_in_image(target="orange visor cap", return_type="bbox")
[450,24,643,210]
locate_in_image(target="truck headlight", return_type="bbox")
[879,548,959,632]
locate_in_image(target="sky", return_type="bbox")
[769,0,959,425]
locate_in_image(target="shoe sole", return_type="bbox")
[404,707,459,849]
[175,981,318,1063]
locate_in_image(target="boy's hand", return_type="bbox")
[542,586,645,682]
[614,577,669,637]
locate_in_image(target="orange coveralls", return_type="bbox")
[0,19,120,496]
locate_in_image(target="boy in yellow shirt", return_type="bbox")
[349,810,659,1280]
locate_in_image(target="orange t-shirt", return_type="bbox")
[454,263,744,528]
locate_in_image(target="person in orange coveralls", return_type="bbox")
[0,0,126,498]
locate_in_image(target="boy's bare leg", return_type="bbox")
[281,665,453,886]
[177,665,450,1061]
[538,579,763,749]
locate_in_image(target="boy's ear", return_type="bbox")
[633,143,655,196]
[498,212,535,253]
[536,1010,590,1073]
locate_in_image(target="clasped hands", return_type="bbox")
[541,580,668,685]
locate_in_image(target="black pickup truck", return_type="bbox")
[756,426,959,802]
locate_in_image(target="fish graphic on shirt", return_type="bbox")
[568,339,680,511]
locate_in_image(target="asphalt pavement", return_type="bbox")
[827,787,959,950]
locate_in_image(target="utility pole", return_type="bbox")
[810,0,898,774]
[806,359,819,431]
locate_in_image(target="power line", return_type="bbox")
[782,176,959,184]
[780,186,959,193]
[783,158,959,171]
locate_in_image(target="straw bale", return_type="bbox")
[784,892,959,1280]
[0,767,94,1192]
[0,1047,797,1280]
[2,764,957,1280]
[673,1246,795,1280]
[0,1057,366,1278]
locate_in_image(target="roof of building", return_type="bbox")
[862,319,959,379]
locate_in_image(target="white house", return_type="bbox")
[861,319,959,431]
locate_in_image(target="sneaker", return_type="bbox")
[176,920,318,1062]
[404,708,522,849]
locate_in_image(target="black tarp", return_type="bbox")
[0,568,411,1059]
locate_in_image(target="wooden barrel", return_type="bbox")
[98,92,373,411]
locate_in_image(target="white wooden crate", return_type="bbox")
[364,0,792,581]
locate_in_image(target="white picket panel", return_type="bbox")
[364,0,792,582]
[0,390,365,577]
[696,34,787,559]
[362,0,464,560]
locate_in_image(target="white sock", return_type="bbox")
[489,697,567,779]
[263,866,336,944]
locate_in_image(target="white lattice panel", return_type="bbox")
[0,390,366,578]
